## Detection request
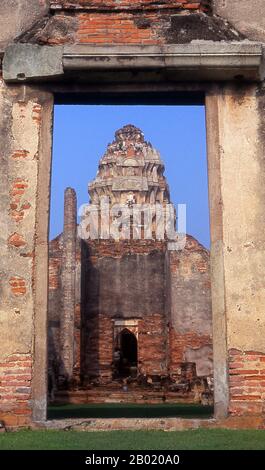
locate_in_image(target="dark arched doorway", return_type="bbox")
[113,329,138,378]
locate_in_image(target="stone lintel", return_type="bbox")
[3,42,264,83]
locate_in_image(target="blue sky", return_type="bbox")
[50,105,210,247]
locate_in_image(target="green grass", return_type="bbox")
[1,429,265,450]
[48,403,214,420]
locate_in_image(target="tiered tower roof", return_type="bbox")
[89,124,170,207]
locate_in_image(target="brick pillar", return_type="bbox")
[60,187,77,386]
[0,81,53,426]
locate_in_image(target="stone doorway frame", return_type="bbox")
[113,319,139,342]
[113,320,139,378]
[1,42,264,426]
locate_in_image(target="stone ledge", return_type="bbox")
[3,42,264,83]
[49,1,208,13]
[29,415,265,432]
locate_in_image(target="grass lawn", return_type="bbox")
[1,429,265,450]
[1,405,264,450]
[48,403,214,420]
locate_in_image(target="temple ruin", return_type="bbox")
[1,1,265,429]
[48,124,213,404]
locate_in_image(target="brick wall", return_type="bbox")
[75,5,208,45]
[138,314,167,376]
[81,314,114,383]
[0,82,48,427]
[169,329,212,372]
[19,0,225,46]
[229,349,265,416]
[73,303,81,382]
[48,233,82,387]
[0,354,32,426]
[80,311,168,383]
[59,188,77,383]
[48,234,213,389]
[79,239,167,383]
[167,236,213,377]
[48,235,63,383]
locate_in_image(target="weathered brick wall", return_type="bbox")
[167,235,213,377]
[59,188,77,384]
[48,234,63,383]
[74,1,209,46]
[48,234,212,388]
[138,314,167,376]
[48,233,82,387]
[229,350,265,416]
[81,314,114,383]
[17,0,241,46]
[0,76,52,427]
[73,245,82,382]
[83,240,166,320]
[0,354,32,427]
[80,239,167,382]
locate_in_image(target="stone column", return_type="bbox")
[0,81,53,426]
[206,84,265,423]
[60,187,77,386]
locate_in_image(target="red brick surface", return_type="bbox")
[24,1,212,46]
[9,276,27,296]
[9,179,30,223]
[169,328,212,370]
[77,12,160,45]
[0,354,32,426]
[8,232,27,248]
[138,314,167,376]
[229,349,265,416]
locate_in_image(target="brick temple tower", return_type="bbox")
[89,124,170,207]
[48,125,213,404]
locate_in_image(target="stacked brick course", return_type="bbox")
[17,0,241,47]
[229,349,265,416]
[0,354,32,426]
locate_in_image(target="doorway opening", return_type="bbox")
[47,99,213,420]
[114,329,138,379]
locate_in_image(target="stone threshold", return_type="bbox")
[31,416,265,431]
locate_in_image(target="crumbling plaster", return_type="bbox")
[213,0,265,42]
[219,85,265,353]
[0,88,38,359]
[0,1,50,49]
